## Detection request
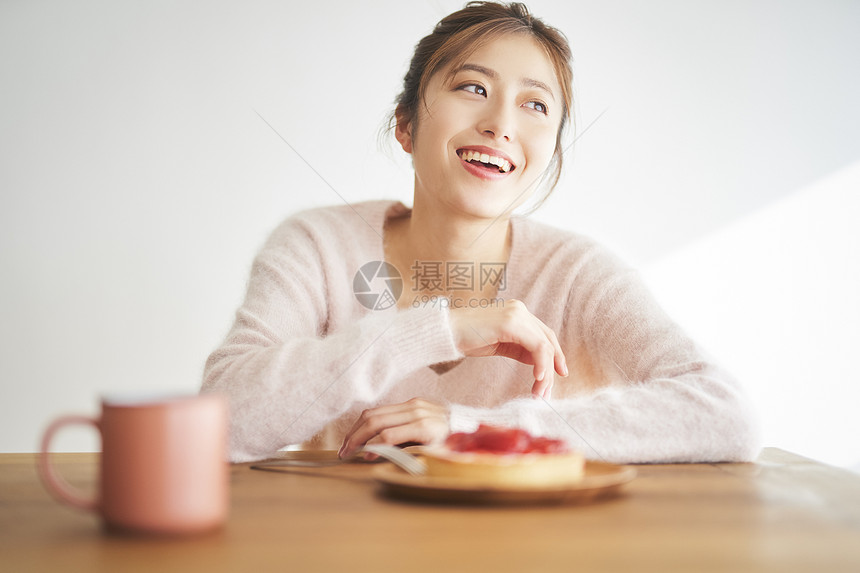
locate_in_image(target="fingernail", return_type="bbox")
[563,362,569,377]
[537,369,545,382]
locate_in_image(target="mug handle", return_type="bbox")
[38,415,100,511]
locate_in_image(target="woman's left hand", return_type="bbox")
[338,398,449,459]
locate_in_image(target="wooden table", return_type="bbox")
[2,448,859,572]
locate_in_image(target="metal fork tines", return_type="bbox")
[361,444,427,476]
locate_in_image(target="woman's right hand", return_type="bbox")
[448,299,567,398]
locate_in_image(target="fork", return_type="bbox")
[361,444,427,476]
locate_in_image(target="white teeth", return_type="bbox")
[459,150,513,173]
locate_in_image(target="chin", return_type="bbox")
[449,191,530,221]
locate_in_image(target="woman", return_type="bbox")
[202,2,760,463]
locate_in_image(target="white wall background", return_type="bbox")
[2,1,858,467]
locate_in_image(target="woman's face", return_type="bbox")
[398,33,563,221]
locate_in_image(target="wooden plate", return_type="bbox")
[373,460,636,505]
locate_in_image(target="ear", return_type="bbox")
[394,105,413,154]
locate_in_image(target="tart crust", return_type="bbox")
[421,448,585,487]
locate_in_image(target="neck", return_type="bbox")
[384,190,513,308]
[396,192,512,265]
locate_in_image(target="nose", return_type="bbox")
[477,100,514,142]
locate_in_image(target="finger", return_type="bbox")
[340,400,446,459]
[341,399,424,450]
[494,318,554,396]
[370,417,448,449]
[526,320,565,396]
[555,353,568,378]
[529,338,555,396]
[340,408,421,459]
[533,317,568,378]
[531,366,553,398]
[491,342,534,365]
[505,305,557,385]
[492,341,551,397]
[535,373,557,399]
[543,331,568,378]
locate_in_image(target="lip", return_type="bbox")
[456,145,517,180]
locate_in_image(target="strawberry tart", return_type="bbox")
[422,424,584,487]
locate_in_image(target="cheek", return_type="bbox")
[523,125,559,171]
[413,105,461,158]
[423,100,465,139]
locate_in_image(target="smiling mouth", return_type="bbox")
[457,149,515,173]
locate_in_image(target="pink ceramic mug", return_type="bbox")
[38,393,229,535]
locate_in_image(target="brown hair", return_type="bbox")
[390,1,574,206]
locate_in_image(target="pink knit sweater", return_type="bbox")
[202,200,761,463]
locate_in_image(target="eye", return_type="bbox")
[524,100,548,115]
[458,83,487,97]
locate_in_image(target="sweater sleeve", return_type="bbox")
[448,247,762,464]
[201,216,462,462]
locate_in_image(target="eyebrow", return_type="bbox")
[454,63,556,102]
